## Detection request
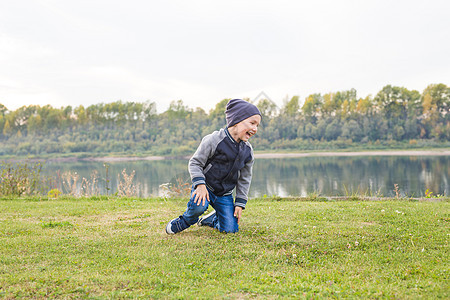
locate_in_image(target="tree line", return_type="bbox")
[0,83,448,157]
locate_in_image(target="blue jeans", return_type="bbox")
[180,186,239,233]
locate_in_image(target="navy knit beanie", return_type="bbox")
[225,99,261,128]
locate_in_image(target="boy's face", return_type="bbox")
[232,114,261,143]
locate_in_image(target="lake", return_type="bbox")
[41,154,449,198]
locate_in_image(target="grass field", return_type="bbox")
[0,197,448,299]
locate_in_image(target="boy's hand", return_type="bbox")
[192,184,209,206]
[234,206,243,224]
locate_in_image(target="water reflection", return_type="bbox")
[252,156,449,197]
[42,155,449,198]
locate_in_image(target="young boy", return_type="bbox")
[165,99,261,234]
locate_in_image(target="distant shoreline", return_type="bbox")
[74,149,450,162]
[3,149,449,163]
[254,149,450,159]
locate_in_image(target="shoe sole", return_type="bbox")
[197,210,216,227]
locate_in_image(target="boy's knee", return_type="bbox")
[187,200,208,215]
[219,223,239,233]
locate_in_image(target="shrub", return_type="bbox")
[117,169,140,197]
[0,161,44,196]
[47,188,62,199]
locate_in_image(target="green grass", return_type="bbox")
[0,197,448,299]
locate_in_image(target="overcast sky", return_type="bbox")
[1,0,449,113]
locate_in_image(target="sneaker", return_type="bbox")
[165,217,186,235]
[197,210,216,227]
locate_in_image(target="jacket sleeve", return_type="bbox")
[234,147,254,209]
[188,132,218,188]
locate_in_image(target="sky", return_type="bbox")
[0,0,449,113]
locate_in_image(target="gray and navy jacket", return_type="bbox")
[189,127,255,209]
